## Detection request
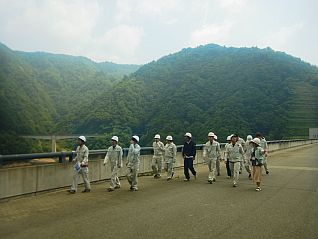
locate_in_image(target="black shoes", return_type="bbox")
[82,189,91,193]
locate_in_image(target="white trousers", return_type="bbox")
[229,162,241,185]
[109,162,120,189]
[71,167,91,191]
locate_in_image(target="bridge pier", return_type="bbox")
[51,136,56,153]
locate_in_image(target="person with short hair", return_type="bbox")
[152,134,165,178]
[104,136,123,192]
[224,134,244,187]
[164,135,177,180]
[68,136,91,194]
[250,138,265,191]
[126,135,141,191]
[203,132,221,184]
[182,132,197,181]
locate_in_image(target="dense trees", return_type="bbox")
[1,43,317,154]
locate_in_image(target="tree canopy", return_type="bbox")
[1,43,317,154]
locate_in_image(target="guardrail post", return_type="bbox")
[69,153,74,162]
[59,152,66,163]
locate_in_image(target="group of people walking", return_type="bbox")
[67,131,269,194]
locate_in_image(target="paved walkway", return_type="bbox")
[1,144,317,239]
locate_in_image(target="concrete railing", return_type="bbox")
[0,139,317,199]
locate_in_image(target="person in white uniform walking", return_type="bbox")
[203,132,221,184]
[152,134,165,179]
[104,136,123,192]
[68,136,91,194]
[126,135,141,191]
[164,135,177,180]
[224,134,244,187]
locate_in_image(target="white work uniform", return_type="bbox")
[126,143,141,190]
[225,142,244,185]
[203,140,221,182]
[238,137,246,172]
[260,138,269,171]
[244,140,253,174]
[71,145,91,191]
[152,141,165,176]
[164,142,177,179]
[104,144,123,189]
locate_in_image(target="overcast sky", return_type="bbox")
[0,0,317,65]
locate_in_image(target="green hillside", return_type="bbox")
[0,43,317,154]
[0,43,139,153]
[79,44,318,145]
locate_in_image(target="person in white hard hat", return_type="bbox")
[244,135,253,179]
[152,134,165,179]
[126,135,141,191]
[224,135,232,179]
[68,136,91,194]
[164,135,177,180]
[255,132,269,174]
[203,132,221,183]
[182,132,197,181]
[103,136,123,192]
[224,134,244,187]
[250,138,265,191]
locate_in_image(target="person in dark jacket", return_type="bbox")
[182,132,197,181]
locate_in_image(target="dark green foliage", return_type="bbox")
[1,42,317,154]
[0,42,140,153]
[118,44,318,144]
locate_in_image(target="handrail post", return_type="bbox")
[69,151,75,162]
[59,152,66,163]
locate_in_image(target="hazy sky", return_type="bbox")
[0,0,317,65]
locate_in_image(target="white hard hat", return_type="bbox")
[111,136,119,142]
[132,135,139,142]
[184,132,192,138]
[251,138,261,145]
[208,132,216,137]
[226,135,231,141]
[246,135,253,141]
[154,134,160,139]
[78,136,86,142]
[166,135,173,141]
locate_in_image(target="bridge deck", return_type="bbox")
[1,144,317,239]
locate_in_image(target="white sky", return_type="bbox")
[0,0,317,65]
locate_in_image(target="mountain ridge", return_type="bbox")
[0,42,317,154]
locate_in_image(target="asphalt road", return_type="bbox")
[1,144,317,239]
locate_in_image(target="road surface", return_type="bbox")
[0,144,317,239]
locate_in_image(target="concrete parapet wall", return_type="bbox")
[0,139,317,199]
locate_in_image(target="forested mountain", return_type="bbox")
[1,43,317,154]
[0,43,139,153]
[79,44,318,145]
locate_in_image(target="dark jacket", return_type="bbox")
[182,140,196,158]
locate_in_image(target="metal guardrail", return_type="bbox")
[0,139,315,166]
